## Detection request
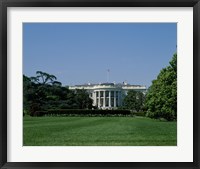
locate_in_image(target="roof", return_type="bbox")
[100,83,114,86]
[72,82,145,88]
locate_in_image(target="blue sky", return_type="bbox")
[23,23,177,87]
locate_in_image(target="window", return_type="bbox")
[111,98,114,107]
[111,91,114,97]
[106,98,109,107]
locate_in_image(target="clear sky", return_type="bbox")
[23,23,177,87]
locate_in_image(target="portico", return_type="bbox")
[69,82,147,109]
[93,90,122,109]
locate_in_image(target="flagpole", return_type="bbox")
[107,69,110,82]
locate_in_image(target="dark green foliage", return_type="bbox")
[132,112,146,117]
[32,111,48,117]
[23,75,46,115]
[23,71,93,115]
[33,109,131,117]
[74,89,93,109]
[122,90,145,112]
[30,71,58,85]
[145,54,177,121]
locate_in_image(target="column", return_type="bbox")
[98,91,101,107]
[114,91,116,107]
[118,91,120,106]
[93,91,96,106]
[109,91,111,107]
[103,91,106,108]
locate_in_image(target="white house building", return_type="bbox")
[69,82,147,109]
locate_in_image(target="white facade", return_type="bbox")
[69,83,147,109]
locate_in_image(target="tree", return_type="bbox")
[145,53,177,121]
[74,89,93,109]
[24,71,61,115]
[123,90,145,112]
[23,71,94,116]
[23,75,31,114]
[23,75,46,115]
[30,71,57,85]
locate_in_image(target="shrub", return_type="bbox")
[33,111,48,117]
[29,102,42,116]
[133,112,146,117]
[33,109,131,117]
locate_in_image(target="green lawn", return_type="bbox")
[23,116,177,146]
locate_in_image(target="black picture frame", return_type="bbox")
[0,0,199,168]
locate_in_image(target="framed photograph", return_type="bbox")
[0,0,199,168]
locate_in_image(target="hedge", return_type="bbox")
[132,112,146,117]
[32,109,131,117]
[32,111,48,117]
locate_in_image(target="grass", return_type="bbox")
[23,116,177,146]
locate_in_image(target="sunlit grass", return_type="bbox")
[23,116,177,146]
